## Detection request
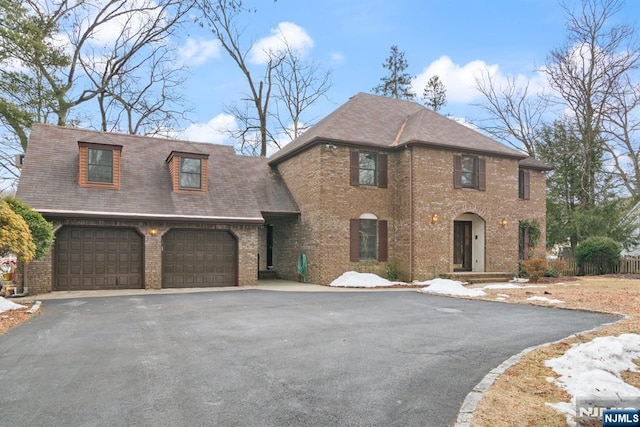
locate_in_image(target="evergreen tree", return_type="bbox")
[422,75,447,112]
[372,45,415,100]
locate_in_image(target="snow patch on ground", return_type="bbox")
[0,296,25,313]
[329,271,402,288]
[545,334,640,423]
[527,296,565,304]
[418,278,487,297]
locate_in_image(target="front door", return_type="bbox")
[454,221,473,271]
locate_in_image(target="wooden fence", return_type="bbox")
[548,256,640,276]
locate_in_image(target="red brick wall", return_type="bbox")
[275,143,547,284]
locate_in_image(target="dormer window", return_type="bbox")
[78,142,122,188]
[166,151,209,193]
[180,157,202,189]
[88,148,113,183]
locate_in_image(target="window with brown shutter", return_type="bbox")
[350,150,388,188]
[454,154,485,191]
[349,217,388,262]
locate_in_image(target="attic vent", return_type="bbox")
[15,154,24,169]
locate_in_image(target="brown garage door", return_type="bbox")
[162,229,237,288]
[55,227,143,291]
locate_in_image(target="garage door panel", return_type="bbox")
[55,227,143,291]
[163,230,237,288]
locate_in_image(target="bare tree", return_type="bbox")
[544,0,640,207]
[601,74,640,198]
[94,47,191,136]
[0,0,194,148]
[273,42,332,141]
[474,70,548,157]
[196,0,283,157]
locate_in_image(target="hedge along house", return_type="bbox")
[16,124,299,293]
[267,93,551,284]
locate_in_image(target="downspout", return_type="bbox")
[409,146,414,282]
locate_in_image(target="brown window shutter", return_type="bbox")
[378,220,388,262]
[350,219,360,261]
[378,153,388,188]
[350,150,360,186]
[453,155,462,189]
[523,169,530,200]
[478,158,486,191]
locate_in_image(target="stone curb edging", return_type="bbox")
[453,312,628,427]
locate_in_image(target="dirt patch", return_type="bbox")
[0,303,40,334]
[470,276,640,426]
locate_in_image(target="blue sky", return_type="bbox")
[37,0,640,148]
[177,0,631,145]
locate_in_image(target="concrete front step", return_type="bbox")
[258,270,278,280]
[440,272,514,284]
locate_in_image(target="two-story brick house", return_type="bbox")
[16,93,549,292]
[266,93,551,284]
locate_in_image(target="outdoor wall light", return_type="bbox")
[500,218,508,227]
[431,214,439,224]
[149,228,158,236]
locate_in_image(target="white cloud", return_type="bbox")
[249,22,314,64]
[176,114,237,145]
[82,0,165,48]
[179,38,221,66]
[413,55,547,104]
[330,51,345,65]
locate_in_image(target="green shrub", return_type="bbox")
[3,197,54,260]
[0,200,36,263]
[575,236,621,275]
[521,257,548,283]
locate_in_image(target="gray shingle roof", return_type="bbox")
[269,92,529,164]
[17,124,298,222]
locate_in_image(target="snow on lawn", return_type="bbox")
[545,334,640,424]
[329,271,402,288]
[0,296,25,313]
[527,296,565,305]
[418,278,487,297]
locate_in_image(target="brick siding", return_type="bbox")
[275,143,547,285]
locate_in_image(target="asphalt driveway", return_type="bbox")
[0,290,615,426]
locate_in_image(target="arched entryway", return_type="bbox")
[453,213,485,272]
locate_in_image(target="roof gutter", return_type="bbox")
[38,209,265,225]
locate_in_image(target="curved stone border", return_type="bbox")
[454,310,628,427]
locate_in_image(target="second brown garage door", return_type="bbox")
[162,229,237,288]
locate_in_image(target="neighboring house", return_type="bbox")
[17,93,550,292]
